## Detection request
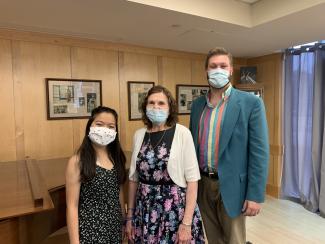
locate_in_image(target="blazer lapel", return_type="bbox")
[219,90,241,157]
[193,97,206,147]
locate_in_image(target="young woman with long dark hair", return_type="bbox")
[66,106,126,244]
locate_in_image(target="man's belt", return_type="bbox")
[200,169,219,180]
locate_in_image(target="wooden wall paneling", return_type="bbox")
[72,120,82,153]
[0,39,16,161]
[247,53,283,196]
[1,29,207,161]
[267,156,275,185]
[118,52,128,152]
[39,44,73,159]
[13,41,42,159]
[159,57,191,127]
[12,41,73,160]
[70,47,119,150]
[191,59,207,85]
[232,58,248,84]
[118,52,158,151]
[11,41,26,160]
[0,29,205,61]
[70,47,119,110]
[273,54,284,186]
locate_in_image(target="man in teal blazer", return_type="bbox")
[189,47,269,244]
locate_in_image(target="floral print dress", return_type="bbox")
[133,126,205,243]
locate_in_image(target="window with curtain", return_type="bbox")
[282,42,325,217]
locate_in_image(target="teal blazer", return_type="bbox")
[190,88,269,218]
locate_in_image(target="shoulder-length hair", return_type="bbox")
[141,85,178,129]
[77,106,126,184]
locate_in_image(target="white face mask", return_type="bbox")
[208,68,230,88]
[88,127,117,146]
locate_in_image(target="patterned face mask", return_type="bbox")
[88,126,116,146]
[208,68,230,88]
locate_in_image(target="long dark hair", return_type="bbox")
[77,106,126,184]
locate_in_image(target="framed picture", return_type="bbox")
[176,84,209,114]
[127,81,155,120]
[235,84,264,99]
[239,66,257,84]
[46,78,102,120]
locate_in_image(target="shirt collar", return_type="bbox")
[206,84,232,108]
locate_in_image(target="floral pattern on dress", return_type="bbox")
[133,136,205,243]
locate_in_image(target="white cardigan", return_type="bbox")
[129,124,200,188]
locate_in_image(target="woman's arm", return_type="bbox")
[119,185,126,219]
[177,181,198,243]
[178,127,201,242]
[119,184,126,240]
[182,181,198,224]
[66,155,81,244]
[126,180,139,240]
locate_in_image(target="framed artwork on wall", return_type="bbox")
[176,84,209,114]
[239,66,257,84]
[127,81,155,120]
[235,84,264,99]
[46,78,102,120]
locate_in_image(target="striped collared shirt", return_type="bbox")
[198,85,232,172]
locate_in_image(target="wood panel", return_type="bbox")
[0,28,205,61]
[191,59,206,86]
[70,47,119,149]
[159,57,192,127]
[0,39,16,161]
[118,52,158,151]
[247,53,283,195]
[11,41,73,160]
[0,161,53,220]
[233,58,248,84]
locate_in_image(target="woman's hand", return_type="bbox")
[121,224,126,241]
[126,219,135,242]
[176,223,192,243]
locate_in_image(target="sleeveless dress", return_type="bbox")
[78,165,122,243]
[133,126,205,243]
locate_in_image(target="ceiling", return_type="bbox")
[0,0,325,57]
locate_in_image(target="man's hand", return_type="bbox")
[242,200,261,216]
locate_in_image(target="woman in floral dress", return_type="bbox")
[126,86,205,243]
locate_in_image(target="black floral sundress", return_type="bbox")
[133,126,205,243]
[78,165,122,243]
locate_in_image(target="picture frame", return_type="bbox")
[127,81,155,120]
[176,84,209,114]
[46,78,102,120]
[235,84,264,99]
[239,66,257,84]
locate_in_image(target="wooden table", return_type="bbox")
[0,160,54,221]
[0,152,132,244]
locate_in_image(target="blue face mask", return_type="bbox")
[146,108,169,124]
[208,68,230,88]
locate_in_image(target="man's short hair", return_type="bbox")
[205,47,233,69]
